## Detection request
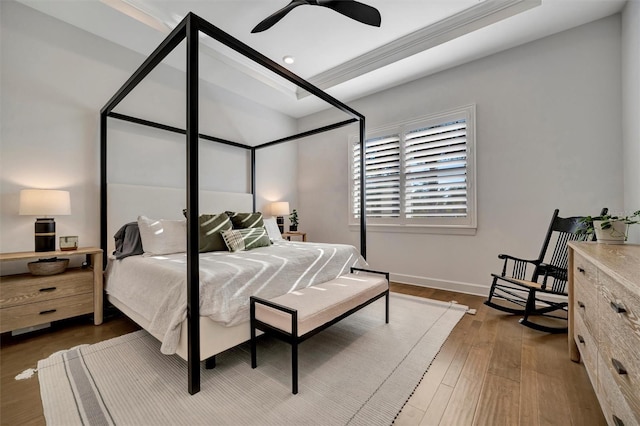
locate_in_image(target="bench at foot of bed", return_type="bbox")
[249,267,389,394]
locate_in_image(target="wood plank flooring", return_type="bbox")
[0,285,605,426]
[391,283,605,426]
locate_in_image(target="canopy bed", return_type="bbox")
[100,12,367,394]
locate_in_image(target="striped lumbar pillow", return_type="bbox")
[221,227,271,252]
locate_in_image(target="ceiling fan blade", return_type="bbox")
[251,0,308,33]
[321,0,381,27]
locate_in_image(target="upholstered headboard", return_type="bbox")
[106,183,254,253]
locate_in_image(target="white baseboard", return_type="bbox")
[390,273,488,297]
[390,273,568,305]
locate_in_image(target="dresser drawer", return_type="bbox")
[598,272,640,416]
[574,271,599,338]
[598,269,640,346]
[0,292,94,333]
[573,251,598,286]
[574,312,598,387]
[598,356,640,426]
[599,348,640,422]
[598,270,640,338]
[0,268,93,308]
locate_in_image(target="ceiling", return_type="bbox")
[18,0,627,118]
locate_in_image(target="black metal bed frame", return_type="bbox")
[99,12,367,395]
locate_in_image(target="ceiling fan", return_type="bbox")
[251,0,381,33]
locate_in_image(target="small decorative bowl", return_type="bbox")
[28,259,69,276]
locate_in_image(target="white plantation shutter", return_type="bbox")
[350,105,475,231]
[353,135,401,218]
[404,120,468,218]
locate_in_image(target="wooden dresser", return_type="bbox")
[0,247,103,333]
[568,242,640,426]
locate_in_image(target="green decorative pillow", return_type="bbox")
[225,211,264,229]
[221,227,271,252]
[182,210,232,252]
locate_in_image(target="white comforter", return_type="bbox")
[105,240,367,354]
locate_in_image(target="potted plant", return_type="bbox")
[581,210,640,244]
[289,209,299,232]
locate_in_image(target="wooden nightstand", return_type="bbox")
[282,231,307,242]
[0,247,103,333]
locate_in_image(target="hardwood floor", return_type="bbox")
[390,283,605,426]
[0,285,605,426]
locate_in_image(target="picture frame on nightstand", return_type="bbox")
[59,236,79,251]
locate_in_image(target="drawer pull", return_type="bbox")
[39,287,57,292]
[39,309,57,315]
[612,415,625,426]
[611,358,627,375]
[610,301,627,314]
[578,301,585,309]
[577,335,585,344]
[577,267,585,273]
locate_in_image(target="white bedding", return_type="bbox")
[105,240,367,354]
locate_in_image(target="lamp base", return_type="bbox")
[35,218,56,252]
[276,216,284,234]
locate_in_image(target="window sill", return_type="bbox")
[348,223,477,236]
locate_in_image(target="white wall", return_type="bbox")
[0,1,298,256]
[298,15,624,295]
[622,1,640,244]
[1,2,631,292]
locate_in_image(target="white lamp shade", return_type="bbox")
[19,189,71,216]
[271,201,290,216]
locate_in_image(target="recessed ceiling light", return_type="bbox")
[283,56,295,65]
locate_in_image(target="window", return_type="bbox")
[350,105,476,233]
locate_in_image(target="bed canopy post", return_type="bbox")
[359,118,366,259]
[100,112,108,266]
[251,148,257,212]
[185,15,201,395]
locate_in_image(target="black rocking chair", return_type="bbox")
[484,208,606,333]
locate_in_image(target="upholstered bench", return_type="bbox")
[249,267,389,394]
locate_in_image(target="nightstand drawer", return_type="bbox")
[0,268,93,308]
[0,292,94,333]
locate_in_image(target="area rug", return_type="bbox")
[38,293,467,425]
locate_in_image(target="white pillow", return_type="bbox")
[263,216,283,241]
[137,215,186,255]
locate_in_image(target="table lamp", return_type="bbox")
[19,189,71,252]
[270,201,290,234]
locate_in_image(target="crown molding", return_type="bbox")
[296,0,541,99]
[116,0,540,102]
